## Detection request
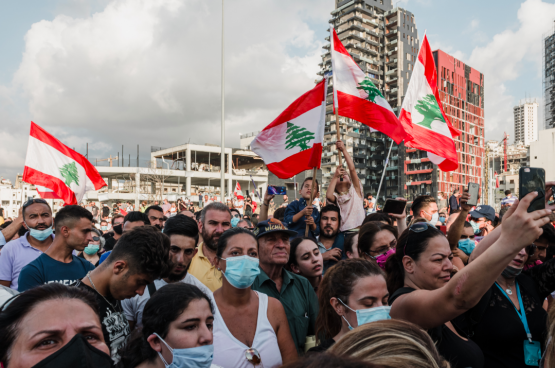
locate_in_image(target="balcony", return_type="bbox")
[386,166,398,171]
[386,29,397,38]
[386,68,397,76]
[386,39,398,47]
[347,131,361,138]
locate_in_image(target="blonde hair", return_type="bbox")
[328,319,450,368]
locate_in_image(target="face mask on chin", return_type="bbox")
[501,265,523,278]
[26,223,53,241]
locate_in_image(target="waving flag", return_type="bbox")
[251,80,326,179]
[233,182,244,200]
[23,122,106,205]
[330,26,408,144]
[399,35,461,171]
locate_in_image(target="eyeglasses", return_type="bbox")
[404,222,435,256]
[526,243,536,255]
[244,348,263,367]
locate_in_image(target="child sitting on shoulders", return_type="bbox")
[284,177,320,238]
[326,140,365,232]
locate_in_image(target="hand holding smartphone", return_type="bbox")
[467,182,479,207]
[382,199,406,215]
[519,167,546,213]
[267,185,287,195]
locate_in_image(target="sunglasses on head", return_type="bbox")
[404,222,438,256]
[23,198,48,208]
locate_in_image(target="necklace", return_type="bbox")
[502,279,515,295]
[86,272,120,312]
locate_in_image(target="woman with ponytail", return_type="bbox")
[385,191,554,368]
[119,283,220,368]
[309,258,389,353]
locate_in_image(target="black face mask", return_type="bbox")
[31,334,112,368]
[113,224,123,235]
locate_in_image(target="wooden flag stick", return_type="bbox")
[335,111,343,168]
[305,167,318,237]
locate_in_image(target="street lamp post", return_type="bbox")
[220,0,226,202]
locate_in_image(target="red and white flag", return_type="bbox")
[330,26,408,144]
[36,186,62,200]
[233,182,244,200]
[23,122,107,205]
[251,80,326,179]
[399,35,460,171]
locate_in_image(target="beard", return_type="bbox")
[320,225,338,239]
[202,228,220,251]
[167,263,190,282]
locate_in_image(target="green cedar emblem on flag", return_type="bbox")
[285,122,315,152]
[414,94,446,129]
[59,162,79,187]
[356,77,384,103]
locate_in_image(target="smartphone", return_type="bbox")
[467,182,480,207]
[268,185,287,195]
[382,199,406,215]
[519,167,545,213]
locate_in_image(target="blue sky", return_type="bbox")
[0,0,553,181]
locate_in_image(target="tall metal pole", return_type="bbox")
[220,0,226,203]
[375,140,394,205]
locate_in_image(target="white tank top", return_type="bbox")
[212,292,283,368]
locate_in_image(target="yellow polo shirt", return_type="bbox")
[188,242,222,292]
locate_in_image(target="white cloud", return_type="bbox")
[466,0,555,140]
[1,0,332,176]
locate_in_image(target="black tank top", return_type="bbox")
[390,287,484,368]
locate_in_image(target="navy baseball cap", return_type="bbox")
[253,218,297,239]
[469,205,496,222]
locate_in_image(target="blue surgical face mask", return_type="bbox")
[439,216,446,224]
[221,255,260,289]
[153,333,213,368]
[458,238,475,256]
[27,224,53,241]
[101,226,108,231]
[231,217,240,228]
[470,221,480,234]
[84,244,100,255]
[338,298,391,330]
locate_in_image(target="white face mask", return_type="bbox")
[424,210,439,225]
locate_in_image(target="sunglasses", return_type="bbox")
[92,236,100,242]
[404,222,437,256]
[244,348,262,367]
[23,198,48,208]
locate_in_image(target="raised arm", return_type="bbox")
[390,192,552,330]
[326,167,342,204]
[1,208,23,244]
[385,197,408,234]
[259,189,275,221]
[447,191,471,250]
[336,140,362,198]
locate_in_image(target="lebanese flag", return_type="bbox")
[23,122,107,205]
[399,35,461,171]
[36,186,62,200]
[251,80,326,179]
[233,182,244,200]
[330,26,408,144]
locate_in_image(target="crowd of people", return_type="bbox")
[0,142,555,367]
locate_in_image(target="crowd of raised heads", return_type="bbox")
[0,161,555,367]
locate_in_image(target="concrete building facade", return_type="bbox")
[514,100,538,146]
[544,25,555,130]
[530,127,555,183]
[319,0,419,202]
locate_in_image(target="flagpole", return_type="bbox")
[305,166,318,237]
[220,0,225,203]
[375,139,394,207]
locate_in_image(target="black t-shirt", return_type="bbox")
[73,281,130,365]
[389,287,484,368]
[454,260,555,368]
[307,337,335,354]
[103,236,117,251]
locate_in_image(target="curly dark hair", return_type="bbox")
[0,284,99,365]
[362,212,393,226]
[124,211,149,224]
[119,283,213,368]
[105,226,171,279]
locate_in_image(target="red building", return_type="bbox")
[404,50,485,200]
